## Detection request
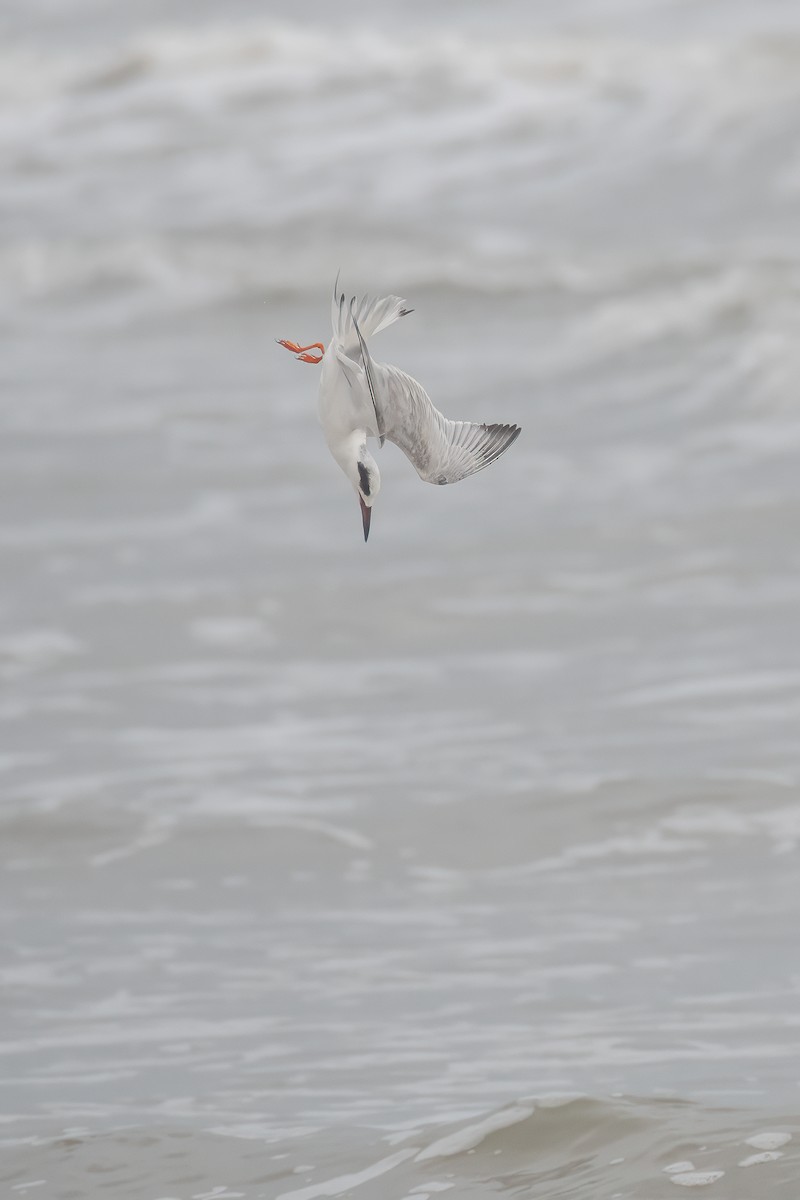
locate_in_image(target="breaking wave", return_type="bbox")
[3,24,800,315]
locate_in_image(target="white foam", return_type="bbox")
[663,1161,695,1174]
[191,1190,245,1199]
[745,1131,791,1150]
[416,1106,534,1163]
[0,27,773,106]
[738,1151,784,1166]
[254,817,373,852]
[669,1171,724,1187]
[276,1149,418,1200]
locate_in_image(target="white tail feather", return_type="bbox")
[331,277,413,353]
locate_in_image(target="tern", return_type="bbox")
[278,278,521,542]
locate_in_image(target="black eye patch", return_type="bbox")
[357,462,371,496]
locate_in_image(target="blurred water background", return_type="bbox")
[2,0,800,1196]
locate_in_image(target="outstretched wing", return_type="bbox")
[329,279,520,483]
[374,361,521,485]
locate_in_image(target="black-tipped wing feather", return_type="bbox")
[328,283,520,483]
[374,363,521,485]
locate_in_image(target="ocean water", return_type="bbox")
[2,1,800,1197]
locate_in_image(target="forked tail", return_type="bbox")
[331,274,413,355]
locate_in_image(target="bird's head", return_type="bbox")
[350,443,381,543]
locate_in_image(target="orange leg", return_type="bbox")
[276,339,325,364]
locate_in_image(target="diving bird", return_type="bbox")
[278,278,521,542]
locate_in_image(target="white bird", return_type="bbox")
[278,278,521,541]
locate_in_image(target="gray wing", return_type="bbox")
[373,361,521,485]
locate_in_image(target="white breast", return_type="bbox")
[317,347,379,446]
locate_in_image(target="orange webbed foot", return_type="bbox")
[276,339,325,364]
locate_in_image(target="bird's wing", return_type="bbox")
[374,361,521,485]
[328,280,520,482]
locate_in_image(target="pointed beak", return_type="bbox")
[358,495,372,543]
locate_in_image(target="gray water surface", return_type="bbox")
[2,1,800,1196]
